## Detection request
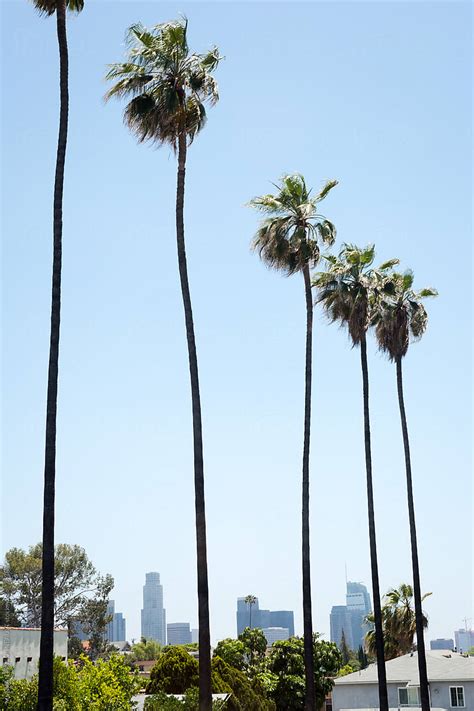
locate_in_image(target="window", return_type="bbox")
[450,687,465,708]
[27,657,32,663]
[2,658,8,665]
[398,687,420,706]
[14,657,20,663]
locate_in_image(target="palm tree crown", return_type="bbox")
[373,270,438,360]
[249,174,338,275]
[314,244,399,344]
[31,0,83,16]
[105,18,220,147]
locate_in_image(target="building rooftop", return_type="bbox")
[334,650,474,685]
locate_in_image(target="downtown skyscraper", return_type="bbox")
[141,572,166,645]
[330,581,372,651]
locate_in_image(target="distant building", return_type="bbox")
[330,581,372,651]
[1,627,67,679]
[167,623,192,646]
[262,627,289,646]
[430,638,454,650]
[191,628,199,644]
[236,597,294,637]
[454,628,474,653]
[141,572,166,645]
[106,601,126,643]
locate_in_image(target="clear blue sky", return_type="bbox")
[1,0,472,645]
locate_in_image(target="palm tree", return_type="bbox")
[105,20,220,710]
[365,583,431,661]
[244,594,257,629]
[30,0,84,708]
[249,174,337,711]
[314,244,398,711]
[373,271,437,710]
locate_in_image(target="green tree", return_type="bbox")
[28,0,84,705]
[314,244,399,711]
[213,638,246,671]
[0,597,20,626]
[0,544,112,628]
[78,575,114,660]
[365,584,431,661]
[373,270,437,711]
[105,21,220,710]
[263,635,342,711]
[131,638,163,661]
[249,174,337,710]
[147,646,200,694]
[239,628,267,672]
[357,645,368,670]
[244,595,258,629]
[339,630,350,665]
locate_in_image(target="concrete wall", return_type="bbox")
[1,627,68,679]
[333,680,474,710]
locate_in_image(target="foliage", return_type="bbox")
[336,664,354,677]
[373,270,437,361]
[263,635,342,711]
[31,0,84,18]
[131,638,163,661]
[238,627,267,670]
[357,645,368,670]
[0,655,141,711]
[365,584,431,660]
[144,688,226,710]
[214,638,246,671]
[0,543,113,628]
[249,174,337,276]
[147,647,199,694]
[339,630,350,665]
[0,596,21,626]
[314,244,399,345]
[78,575,115,660]
[105,18,221,149]
[211,656,274,711]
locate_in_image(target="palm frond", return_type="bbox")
[31,0,84,15]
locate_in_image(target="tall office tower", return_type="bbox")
[236,597,295,637]
[454,628,474,653]
[106,600,127,642]
[330,605,355,649]
[167,623,192,646]
[430,638,454,650]
[346,581,372,650]
[141,572,166,644]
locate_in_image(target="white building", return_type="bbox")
[332,649,474,711]
[1,627,68,679]
[262,627,289,646]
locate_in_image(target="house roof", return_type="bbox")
[334,650,474,685]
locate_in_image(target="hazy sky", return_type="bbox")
[1,1,472,646]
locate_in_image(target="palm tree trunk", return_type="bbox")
[396,357,430,710]
[249,603,252,629]
[176,131,212,711]
[360,335,388,711]
[37,3,68,709]
[302,264,315,710]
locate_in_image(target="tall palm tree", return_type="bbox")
[314,244,398,711]
[105,20,220,710]
[244,594,257,629]
[365,583,431,661]
[373,271,437,710]
[30,1,84,708]
[249,174,337,710]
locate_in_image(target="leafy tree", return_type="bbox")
[373,270,437,711]
[78,575,114,660]
[249,174,337,711]
[336,664,354,677]
[213,638,246,671]
[263,635,342,711]
[357,645,368,670]
[314,244,398,711]
[28,0,84,705]
[339,630,350,665]
[131,638,163,661]
[0,544,113,628]
[211,657,274,711]
[147,646,200,694]
[105,21,221,710]
[244,595,258,629]
[239,628,267,672]
[0,596,20,626]
[365,584,431,661]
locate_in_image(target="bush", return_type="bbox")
[144,688,227,710]
[147,647,199,694]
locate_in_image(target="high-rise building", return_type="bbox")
[106,601,127,643]
[330,581,372,651]
[430,638,454,650]
[167,623,192,646]
[236,597,294,637]
[191,628,199,644]
[141,572,166,645]
[262,627,289,646]
[454,628,474,653]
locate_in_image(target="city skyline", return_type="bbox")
[330,580,372,651]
